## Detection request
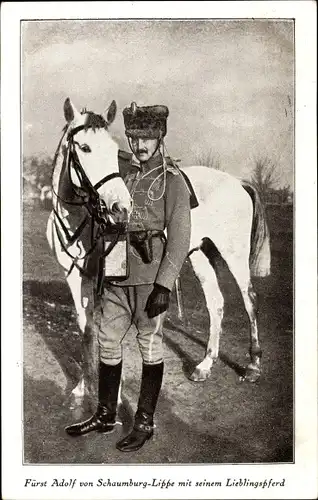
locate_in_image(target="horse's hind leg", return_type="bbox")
[226,254,261,382]
[242,282,262,382]
[189,250,224,382]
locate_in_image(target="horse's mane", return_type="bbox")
[81,110,108,131]
[60,110,108,137]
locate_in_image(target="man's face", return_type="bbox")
[129,137,160,162]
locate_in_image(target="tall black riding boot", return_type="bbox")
[116,362,164,452]
[65,361,122,437]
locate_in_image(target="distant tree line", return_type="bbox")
[194,150,293,205]
[23,152,293,206]
[194,150,222,170]
[250,156,293,205]
[23,155,53,188]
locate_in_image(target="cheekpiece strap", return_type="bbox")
[94,172,122,191]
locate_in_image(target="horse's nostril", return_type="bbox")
[112,202,120,214]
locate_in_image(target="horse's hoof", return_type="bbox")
[244,365,261,383]
[189,367,211,382]
[65,388,85,410]
[68,395,85,410]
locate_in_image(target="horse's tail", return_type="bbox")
[241,180,271,277]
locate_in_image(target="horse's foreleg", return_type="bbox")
[66,269,95,408]
[47,217,86,406]
[48,214,100,406]
[81,302,99,411]
[189,250,224,382]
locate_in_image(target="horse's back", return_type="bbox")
[184,166,253,252]
[182,166,249,209]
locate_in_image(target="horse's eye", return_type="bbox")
[80,144,91,153]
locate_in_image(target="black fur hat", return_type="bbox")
[123,102,169,138]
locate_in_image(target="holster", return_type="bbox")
[130,230,166,264]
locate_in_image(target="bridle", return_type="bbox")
[67,124,122,213]
[52,123,128,286]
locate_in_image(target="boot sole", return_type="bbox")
[65,425,116,437]
[116,434,153,452]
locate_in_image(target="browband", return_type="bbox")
[67,124,87,140]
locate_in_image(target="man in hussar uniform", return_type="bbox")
[65,102,191,452]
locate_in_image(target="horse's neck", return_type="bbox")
[52,139,85,222]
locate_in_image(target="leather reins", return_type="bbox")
[52,124,125,281]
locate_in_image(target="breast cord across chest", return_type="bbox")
[130,164,167,202]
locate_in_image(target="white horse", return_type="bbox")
[46,98,132,408]
[47,98,270,409]
[185,169,270,382]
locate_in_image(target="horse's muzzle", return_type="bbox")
[111,202,121,214]
[110,204,130,224]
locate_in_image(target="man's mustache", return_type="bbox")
[137,149,148,154]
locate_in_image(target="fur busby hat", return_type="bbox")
[123,102,169,138]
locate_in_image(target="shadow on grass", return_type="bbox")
[23,279,84,403]
[164,319,247,381]
[24,372,270,464]
[23,279,73,305]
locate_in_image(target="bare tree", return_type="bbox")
[250,156,280,202]
[23,155,53,188]
[276,185,293,204]
[194,149,222,170]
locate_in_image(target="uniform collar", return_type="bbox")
[131,152,181,176]
[131,152,163,172]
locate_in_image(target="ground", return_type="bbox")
[23,203,293,464]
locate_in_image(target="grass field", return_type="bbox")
[23,202,293,322]
[22,202,294,464]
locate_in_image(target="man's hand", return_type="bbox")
[145,284,171,318]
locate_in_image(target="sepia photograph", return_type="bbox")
[1,2,317,500]
[22,15,294,465]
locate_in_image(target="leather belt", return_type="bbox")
[129,230,166,263]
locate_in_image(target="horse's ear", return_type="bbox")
[63,98,81,123]
[105,100,117,125]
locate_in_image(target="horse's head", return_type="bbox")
[62,98,132,220]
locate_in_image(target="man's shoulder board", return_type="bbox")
[165,157,181,176]
[165,158,199,209]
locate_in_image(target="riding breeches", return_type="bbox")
[96,284,166,365]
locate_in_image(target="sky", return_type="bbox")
[22,19,294,188]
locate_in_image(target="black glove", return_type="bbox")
[145,284,171,319]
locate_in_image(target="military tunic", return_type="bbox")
[97,150,191,365]
[115,151,191,291]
